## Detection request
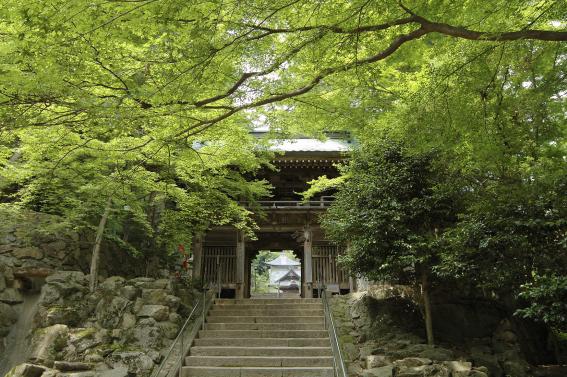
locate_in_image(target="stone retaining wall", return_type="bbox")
[3,271,199,377]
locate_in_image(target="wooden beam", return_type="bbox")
[192,235,203,281]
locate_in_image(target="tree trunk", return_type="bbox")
[89,196,112,293]
[421,269,435,345]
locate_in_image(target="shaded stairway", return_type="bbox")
[182,298,334,377]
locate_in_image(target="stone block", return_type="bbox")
[0,302,18,330]
[468,371,488,377]
[137,304,169,321]
[30,324,69,364]
[443,361,472,373]
[393,358,432,369]
[107,352,155,376]
[13,247,43,260]
[100,276,126,291]
[53,361,93,372]
[5,363,46,377]
[121,313,137,329]
[141,289,168,305]
[96,296,131,329]
[157,321,179,339]
[98,367,129,377]
[366,355,392,369]
[119,285,139,301]
[363,365,393,377]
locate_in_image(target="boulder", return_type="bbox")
[121,313,137,329]
[41,285,62,306]
[395,366,426,377]
[0,271,6,291]
[415,346,455,361]
[164,295,180,310]
[58,372,95,377]
[98,367,129,377]
[347,363,364,376]
[100,276,126,292]
[128,322,164,349]
[168,313,182,324]
[12,247,43,260]
[29,324,69,365]
[342,341,360,362]
[470,351,503,377]
[367,355,392,369]
[44,305,82,327]
[0,288,23,304]
[141,289,168,305]
[157,321,179,339]
[44,271,88,300]
[443,361,472,373]
[45,240,66,253]
[96,296,131,329]
[0,302,18,336]
[107,352,155,377]
[364,365,393,377]
[13,267,53,279]
[68,328,103,354]
[468,371,489,377]
[5,363,46,377]
[500,357,529,377]
[394,358,432,369]
[53,361,93,372]
[423,364,450,377]
[137,305,169,321]
[119,286,139,301]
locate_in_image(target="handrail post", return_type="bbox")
[202,288,206,331]
[179,332,183,377]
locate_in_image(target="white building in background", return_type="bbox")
[268,254,301,291]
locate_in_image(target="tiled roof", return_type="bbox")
[267,254,301,266]
[269,138,351,152]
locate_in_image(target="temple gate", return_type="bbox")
[191,131,354,298]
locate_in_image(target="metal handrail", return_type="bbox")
[151,287,215,377]
[321,287,348,377]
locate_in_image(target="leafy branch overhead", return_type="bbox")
[1,0,565,145]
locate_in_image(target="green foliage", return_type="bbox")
[321,140,461,281]
[251,250,277,293]
[0,0,565,329]
[516,274,567,333]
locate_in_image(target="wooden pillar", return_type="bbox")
[192,235,203,281]
[303,226,313,298]
[236,230,245,299]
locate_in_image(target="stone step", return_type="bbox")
[206,316,324,324]
[206,323,324,331]
[189,346,332,357]
[193,337,330,347]
[215,299,322,305]
[184,356,334,367]
[211,304,323,310]
[208,309,324,317]
[198,330,329,338]
[181,366,334,377]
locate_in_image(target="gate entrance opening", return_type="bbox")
[250,250,301,298]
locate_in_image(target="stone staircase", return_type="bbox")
[181,298,334,377]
